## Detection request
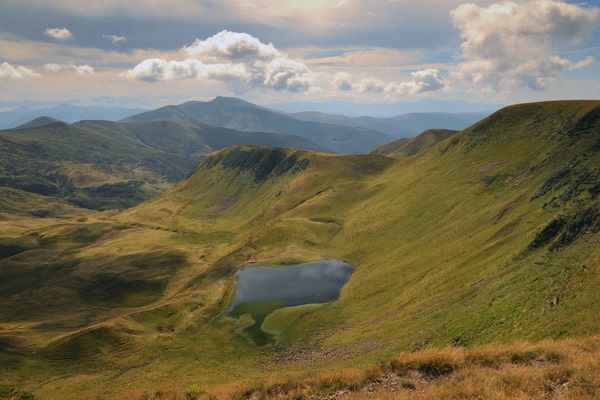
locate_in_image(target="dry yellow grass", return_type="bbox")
[129,335,599,400]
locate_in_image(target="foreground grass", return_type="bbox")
[116,335,600,399]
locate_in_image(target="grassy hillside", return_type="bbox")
[0,100,599,399]
[0,119,322,213]
[0,187,91,219]
[0,120,186,211]
[370,128,457,158]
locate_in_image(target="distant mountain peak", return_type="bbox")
[209,96,260,108]
[14,116,66,130]
[122,97,392,153]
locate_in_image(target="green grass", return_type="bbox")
[262,303,324,343]
[229,301,285,345]
[0,100,598,399]
[370,128,457,158]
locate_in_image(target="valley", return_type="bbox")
[0,99,599,399]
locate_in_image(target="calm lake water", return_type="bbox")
[229,259,354,310]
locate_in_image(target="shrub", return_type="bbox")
[417,358,457,377]
[509,350,539,365]
[401,380,416,390]
[0,388,37,400]
[184,385,204,400]
[544,351,563,363]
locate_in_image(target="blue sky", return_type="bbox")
[0,0,599,111]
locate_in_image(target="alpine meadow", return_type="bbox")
[1,99,599,399]
[2,0,600,398]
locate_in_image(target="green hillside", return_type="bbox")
[370,128,458,158]
[0,119,322,213]
[0,100,599,399]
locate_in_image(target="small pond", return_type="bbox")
[229,259,354,310]
[227,259,354,345]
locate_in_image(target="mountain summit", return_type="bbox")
[122,97,392,153]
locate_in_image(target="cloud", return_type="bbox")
[450,0,600,91]
[333,72,353,91]
[121,58,203,82]
[0,62,40,80]
[333,68,448,96]
[183,30,280,61]
[103,34,127,44]
[43,27,73,40]
[123,30,316,93]
[390,68,448,95]
[356,78,386,93]
[44,63,95,75]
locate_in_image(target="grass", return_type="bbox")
[0,119,195,211]
[262,303,324,343]
[111,335,600,399]
[229,301,284,345]
[371,128,458,159]
[0,101,598,399]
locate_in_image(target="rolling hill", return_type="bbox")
[0,100,599,399]
[0,104,148,130]
[121,96,393,153]
[0,118,323,213]
[370,128,458,158]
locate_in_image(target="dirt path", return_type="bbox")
[0,290,202,355]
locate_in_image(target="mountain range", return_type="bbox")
[121,96,490,140]
[121,96,393,153]
[1,97,480,213]
[267,98,500,116]
[0,98,497,131]
[0,104,148,129]
[0,99,598,399]
[0,116,323,213]
[293,111,489,136]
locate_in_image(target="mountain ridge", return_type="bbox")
[291,110,489,136]
[121,96,393,153]
[0,104,148,129]
[0,117,324,213]
[267,98,500,116]
[370,128,458,158]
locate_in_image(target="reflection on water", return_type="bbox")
[229,259,354,310]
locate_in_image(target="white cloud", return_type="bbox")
[184,30,280,61]
[123,30,316,93]
[357,78,387,93]
[43,63,63,72]
[391,68,448,95]
[44,63,95,75]
[450,0,600,92]
[0,62,40,80]
[121,58,204,82]
[72,64,95,75]
[43,27,73,40]
[103,34,127,44]
[260,58,313,92]
[333,68,448,96]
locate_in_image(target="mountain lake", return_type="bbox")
[229,259,354,311]
[227,259,354,344]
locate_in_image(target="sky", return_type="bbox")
[1,0,599,112]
